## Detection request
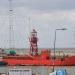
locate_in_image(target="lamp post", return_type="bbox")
[53,28,67,72]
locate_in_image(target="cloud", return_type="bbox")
[0,0,75,48]
[18,9,75,48]
[0,0,75,11]
[12,0,75,11]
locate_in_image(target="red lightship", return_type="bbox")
[0,29,75,66]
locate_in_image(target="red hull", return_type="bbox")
[0,50,74,66]
[2,55,75,66]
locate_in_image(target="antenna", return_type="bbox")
[8,0,14,49]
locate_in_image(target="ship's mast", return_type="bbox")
[8,0,14,49]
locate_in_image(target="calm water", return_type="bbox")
[0,66,75,75]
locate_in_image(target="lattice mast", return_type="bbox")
[8,0,14,49]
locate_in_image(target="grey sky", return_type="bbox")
[0,0,75,48]
[0,0,75,10]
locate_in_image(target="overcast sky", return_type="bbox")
[0,0,75,48]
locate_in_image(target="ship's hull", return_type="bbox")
[1,55,75,66]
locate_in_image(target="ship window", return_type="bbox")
[61,57,64,61]
[46,56,50,60]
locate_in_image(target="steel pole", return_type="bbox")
[53,30,57,71]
